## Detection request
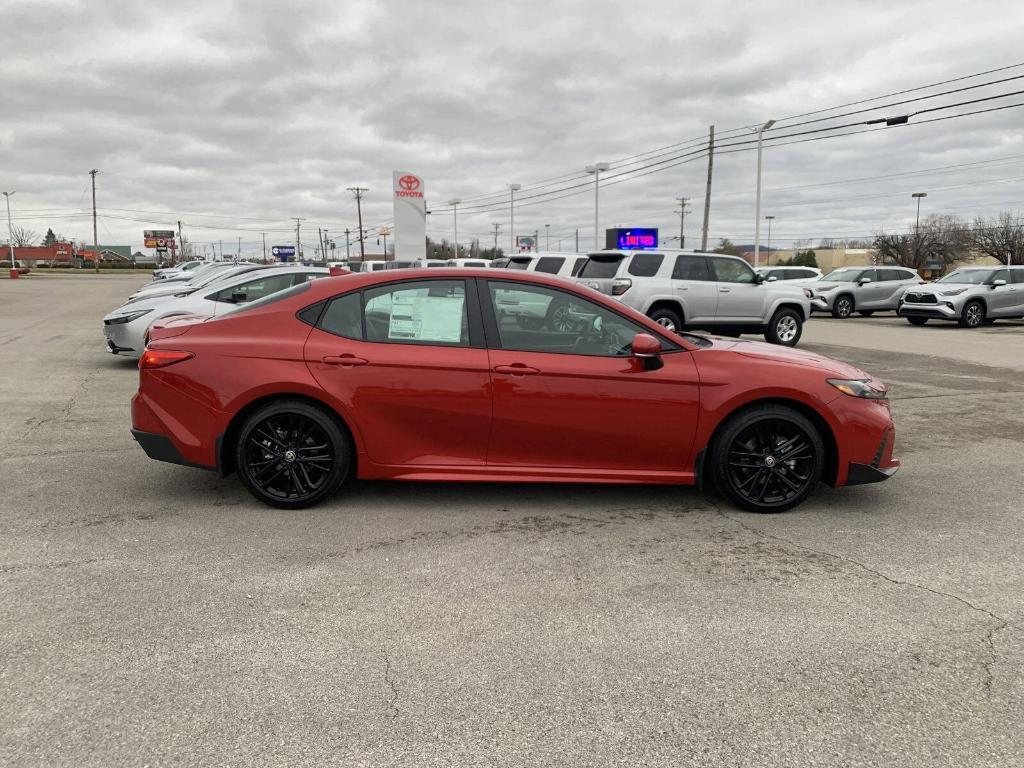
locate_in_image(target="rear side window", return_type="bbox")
[672,255,711,281]
[785,269,812,280]
[879,268,904,281]
[319,293,362,339]
[578,255,624,279]
[570,257,587,276]
[533,257,565,274]
[1013,269,1024,284]
[627,253,664,277]
[507,258,532,270]
[710,257,755,284]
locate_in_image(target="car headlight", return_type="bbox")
[803,288,814,299]
[827,378,887,399]
[940,288,968,296]
[106,308,153,325]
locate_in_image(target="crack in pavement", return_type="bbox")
[714,504,1015,693]
[381,646,400,721]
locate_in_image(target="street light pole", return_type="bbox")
[545,223,550,251]
[2,191,14,269]
[448,198,462,259]
[752,119,776,268]
[765,215,775,260]
[912,192,927,233]
[508,184,521,252]
[585,162,610,251]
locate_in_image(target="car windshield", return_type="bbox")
[936,269,995,284]
[821,269,861,282]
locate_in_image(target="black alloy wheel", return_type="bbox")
[710,405,824,513]
[832,295,854,319]
[959,300,985,329]
[235,400,350,509]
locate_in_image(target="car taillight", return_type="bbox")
[612,278,632,295]
[139,350,194,369]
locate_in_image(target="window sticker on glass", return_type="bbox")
[388,293,465,342]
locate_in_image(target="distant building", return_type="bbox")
[1,243,74,266]
[75,246,133,266]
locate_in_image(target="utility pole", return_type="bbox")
[237,236,241,261]
[177,220,185,263]
[89,169,99,272]
[545,223,550,251]
[675,197,691,248]
[753,119,776,268]
[262,232,266,262]
[765,215,775,258]
[700,126,714,252]
[508,184,521,252]
[219,240,223,260]
[323,229,329,263]
[492,222,500,251]
[345,228,351,259]
[347,187,368,260]
[292,217,305,262]
[575,228,579,253]
[3,191,15,269]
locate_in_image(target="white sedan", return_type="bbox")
[126,263,264,304]
[103,266,329,357]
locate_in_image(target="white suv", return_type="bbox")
[577,249,812,346]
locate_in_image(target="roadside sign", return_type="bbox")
[145,237,177,249]
[271,245,296,262]
[516,235,537,252]
[144,230,176,239]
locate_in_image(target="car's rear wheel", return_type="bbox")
[764,308,803,347]
[709,405,824,513]
[958,300,985,329]
[858,310,874,317]
[906,317,928,326]
[647,307,683,333]
[831,295,854,319]
[235,400,350,509]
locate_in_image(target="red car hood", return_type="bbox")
[706,336,875,382]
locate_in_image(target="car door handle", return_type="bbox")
[322,354,369,367]
[493,364,540,376]
[676,285,688,291]
[719,287,731,293]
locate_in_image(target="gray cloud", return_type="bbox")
[1,0,1022,255]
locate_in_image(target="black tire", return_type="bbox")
[906,317,928,326]
[234,399,350,509]
[831,295,854,319]
[647,306,683,333]
[709,405,824,513]
[858,310,874,317]
[958,300,985,329]
[764,308,803,347]
[716,329,742,338]
[983,318,997,326]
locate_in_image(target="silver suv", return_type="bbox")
[810,266,921,318]
[577,249,812,346]
[898,265,1024,327]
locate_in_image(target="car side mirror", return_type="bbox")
[991,279,1007,288]
[858,277,872,285]
[766,275,777,282]
[631,332,662,358]
[754,272,766,284]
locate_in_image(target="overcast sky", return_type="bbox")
[2,0,1023,257]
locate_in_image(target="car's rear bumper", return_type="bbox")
[131,428,214,470]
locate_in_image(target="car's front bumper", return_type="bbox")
[898,299,960,320]
[825,394,900,487]
[810,292,837,311]
[102,319,145,357]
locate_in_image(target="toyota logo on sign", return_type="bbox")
[399,175,421,191]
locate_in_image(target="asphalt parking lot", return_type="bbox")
[2,273,1023,767]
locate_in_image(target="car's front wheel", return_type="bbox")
[235,400,351,509]
[764,308,803,347]
[831,295,854,319]
[709,405,824,513]
[647,307,683,333]
[958,300,985,329]
[858,310,874,317]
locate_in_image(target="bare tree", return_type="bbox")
[872,230,956,270]
[7,226,38,247]
[970,211,1024,265]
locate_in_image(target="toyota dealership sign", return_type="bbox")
[392,170,426,260]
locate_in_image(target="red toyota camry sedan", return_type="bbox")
[131,268,898,513]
